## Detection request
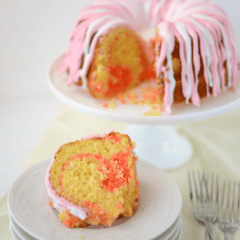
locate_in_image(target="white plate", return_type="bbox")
[174,225,182,240]
[168,223,180,240]
[171,226,182,240]
[170,220,181,240]
[154,224,182,240]
[10,225,21,240]
[156,215,180,240]
[48,54,240,125]
[154,220,180,240]
[9,213,181,240]
[8,158,182,240]
[10,216,37,240]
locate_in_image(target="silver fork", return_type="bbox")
[188,170,219,240]
[218,181,240,240]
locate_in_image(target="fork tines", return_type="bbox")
[188,170,219,205]
[219,180,240,221]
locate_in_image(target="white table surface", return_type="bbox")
[1,0,240,200]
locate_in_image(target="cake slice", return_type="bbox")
[45,132,139,228]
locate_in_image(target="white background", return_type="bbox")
[1,0,240,199]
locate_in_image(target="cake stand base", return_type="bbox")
[123,125,192,170]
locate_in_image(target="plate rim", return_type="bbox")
[156,216,181,240]
[9,213,181,240]
[48,54,240,125]
[10,216,35,240]
[10,224,21,240]
[8,158,182,240]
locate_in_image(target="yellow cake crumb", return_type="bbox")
[144,110,162,116]
[101,84,164,115]
[109,101,115,109]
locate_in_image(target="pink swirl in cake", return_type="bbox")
[59,0,147,88]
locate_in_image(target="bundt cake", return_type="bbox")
[45,132,139,228]
[59,0,239,114]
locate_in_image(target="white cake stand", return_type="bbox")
[48,55,240,170]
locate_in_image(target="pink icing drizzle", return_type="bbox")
[60,0,239,115]
[83,129,114,140]
[59,0,147,90]
[150,0,239,114]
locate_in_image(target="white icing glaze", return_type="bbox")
[149,0,239,114]
[60,0,239,115]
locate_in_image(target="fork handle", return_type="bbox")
[224,233,231,240]
[205,228,210,240]
[205,222,218,240]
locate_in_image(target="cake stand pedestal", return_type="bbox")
[48,55,240,170]
[123,125,192,170]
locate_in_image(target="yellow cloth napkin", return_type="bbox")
[1,105,240,240]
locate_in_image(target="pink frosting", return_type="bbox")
[60,0,239,115]
[59,0,147,90]
[83,134,105,140]
[149,0,239,114]
[45,130,114,220]
[83,129,114,140]
[45,158,88,220]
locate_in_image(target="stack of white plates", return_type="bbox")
[8,159,182,240]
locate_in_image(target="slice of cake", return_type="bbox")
[45,132,139,228]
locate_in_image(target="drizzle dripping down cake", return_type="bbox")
[60,0,239,114]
